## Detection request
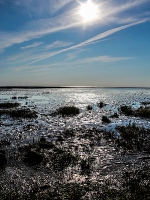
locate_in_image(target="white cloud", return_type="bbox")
[46,41,73,50]
[0,10,81,53]
[20,42,44,50]
[80,19,149,47]
[13,0,73,17]
[0,0,149,54]
[21,18,149,67]
[75,55,133,64]
[17,55,132,74]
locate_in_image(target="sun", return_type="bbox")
[79,0,98,21]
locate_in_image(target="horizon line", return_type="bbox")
[0,86,150,89]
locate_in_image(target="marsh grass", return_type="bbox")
[110,113,119,118]
[141,101,150,106]
[120,105,134,116]
[86,105,93,110]
[102,116,111,123]
[0,102,20,109]
[0,140,11,146]
[0,108,37,118]
[97,101,106,108]
[120,105,150,118]
[136,107,150,118]
[115,124,150,151]
[18,139,78,170]
[51,106,80,116]
[0,152,7,167]
[50,148,78,171]
[23,151,43,166]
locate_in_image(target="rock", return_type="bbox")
[0,153,7,167]
[23,151,43,165]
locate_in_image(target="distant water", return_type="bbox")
[0,88,150,143]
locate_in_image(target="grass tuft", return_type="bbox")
[102,116,111,123]
[0,102,20,109]
[51,106,80,116]
[0,108,37,118]
[97,101,106,108]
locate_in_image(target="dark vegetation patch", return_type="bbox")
[0,149,5,155]
[51,106,80,116]
[0,152,7,167]
[12,96,28,99]
[23,151,43,166]
[18,140,54,152]
[97,101,106,108]
[110,112,119,118]
[18,139,78,170]
[80,158,93,175]
[141,101,150,106]
[103,124,150,152]
[120,105,134,116]
[136,107,150,118]
[0,102,20,109]
[116,124,150,151]
[50,150,78,171]
[18,96,28,99]
[12,96,17,99]
[102,116,111,123]
[0,108,37,118]
[120,105,150,118]
[38,141,55,149]
[86,105,93,110]
[0,140,11,147]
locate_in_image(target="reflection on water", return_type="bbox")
[0,88,150,142]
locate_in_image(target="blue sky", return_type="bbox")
[0,0,150,87]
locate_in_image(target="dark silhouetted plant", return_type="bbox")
[51,106,80,116]
[120,105,133,116]
[102,116,111,123]
[87,105,92,110]
[97,101,106,108]
[0,108,37,118]
[0,102,20,109]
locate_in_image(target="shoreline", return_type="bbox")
[0,86,150,89]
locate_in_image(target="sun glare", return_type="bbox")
[79,0,98,21]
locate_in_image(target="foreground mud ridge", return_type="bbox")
[0,125,150,200]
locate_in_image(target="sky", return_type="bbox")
[0,0,150,87]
